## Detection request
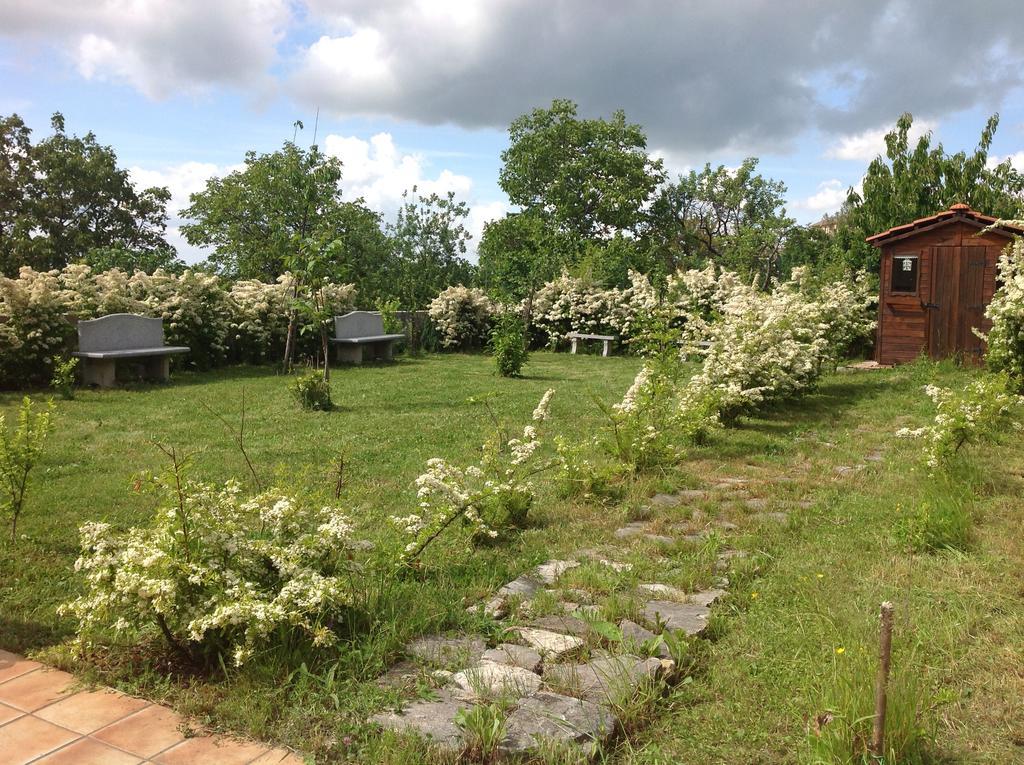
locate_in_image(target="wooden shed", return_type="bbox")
[867,203,1024,366]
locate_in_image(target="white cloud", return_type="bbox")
[0,0,288,98]
[988,151,1024,170]
[324,131,504,258]
[466,200,510,254]
[323,131,473,215]
[825,120,937,162]
[794,179,849,214]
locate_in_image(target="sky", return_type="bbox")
[3,0,1024,263]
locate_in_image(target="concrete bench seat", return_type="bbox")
[74,346,189,360]
[72,314,189,387]
[567,331,616,357]
[332,334,405,345]
[330,311,404,364]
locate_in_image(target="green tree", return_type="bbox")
[477,211,567,321]
[80,245,185,274]
[647,157,794,285]
[388,189,475,310]
[0,112,174,275]
[181,142,344,281]
[499,99,665,241]
[838,113,1024,272]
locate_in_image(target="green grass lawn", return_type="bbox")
[1,353,1022,763]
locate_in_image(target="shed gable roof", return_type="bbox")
[866,203,1024,246]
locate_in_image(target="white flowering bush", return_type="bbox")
[0,267,77,384]
[392,389,556,564]
[895,373,1022,471]
[683,271,875,421]
[428,285,495,349]
[0,265,358,384]
[530,273,616,346]
[61,470,360,667]
[983,233,1024,387]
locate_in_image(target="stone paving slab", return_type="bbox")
[545,655,666,704]
[642,600,710,636]
[500,691,614,756]
[0,650,303,765]
[371,690,470,751]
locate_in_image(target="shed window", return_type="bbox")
[891,254,919,293]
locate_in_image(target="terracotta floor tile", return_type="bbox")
[0,715,78,765]
[32,737,142,765]
[0,702,23,726]
[91,704,186,759]
[0,652,41,685]
[250,748,305,764]
[0,670,75,712]
[154,736,271,765]
[36,689,150,734]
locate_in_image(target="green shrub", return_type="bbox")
[0,397,54,542]
[49,356,78,400]
[490,312,529,377]
[61,465,359,667]
[289,371,333,411]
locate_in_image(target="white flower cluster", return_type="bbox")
[982,233,1024,384]
[427,285,495,349]
[391,389,556,563]
[526,266,751,348]
[61,479,359,666]
[603,269,874,469]
[683,270,876,420]
[0,265,357,383]
[895,374,1022,471]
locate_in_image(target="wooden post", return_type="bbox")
[871,601,895,759]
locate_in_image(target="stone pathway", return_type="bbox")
[0,651,302,765]
[367,475,779,758]
[368,444,888,758]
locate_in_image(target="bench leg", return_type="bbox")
[336,345,363,365]
[570,338,578,354]
[602,340,609,357]
[375,341,394,361]
[145,356,170,382]
[82,358,116,388]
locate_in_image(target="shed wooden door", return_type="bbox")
[928,246,957,358]
[959,246,987,362]
[927,245,987,361]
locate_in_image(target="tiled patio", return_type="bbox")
[0,651,303,765]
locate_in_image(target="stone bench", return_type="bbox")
[330,311,404,364]
[567,332,616,357]
[72,314,189,387]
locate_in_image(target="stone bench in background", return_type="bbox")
[567,332,616,357]
[330,311,404,365]
[72,314,189,387]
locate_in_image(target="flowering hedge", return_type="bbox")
[984,233,1024,387]
[427,285,495,349]
[0,266,357,385]
[683,267,876,421]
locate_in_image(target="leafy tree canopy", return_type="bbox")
[182,142,343,281]
[387,189,475,310]
[477,211,566,302]
[79,245,186,274]
[647,157,794,285]
[181,140,391,295]
[836,112,1024,272]
[0,112,173,276]
[499,99,665,241]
